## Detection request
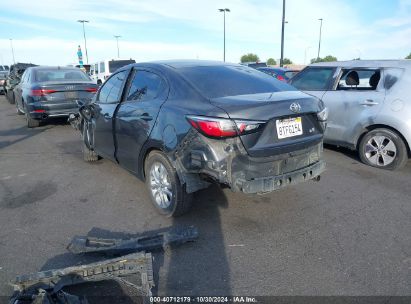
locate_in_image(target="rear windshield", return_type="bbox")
[109,60,136,73]
[34,69,90,82]
[179,65,296,98]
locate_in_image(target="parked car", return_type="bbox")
[4,63,37,104]
[290,60,411,170]
[0,71,7,94]
[257,67,300,82]
[14,66,98,128]
[241,62,268,69]
[89,59,136,85]
[69,60,327,217]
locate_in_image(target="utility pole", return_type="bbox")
[114,35,121,58]
[218,8,230,62]
[280,0,286,67]
[77,20,89,64]
[9,39,15,64]
[317,18,323,61]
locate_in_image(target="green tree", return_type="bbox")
[267,58,277,65]
[283,58,293,65]
[406,52,411,59]
[311,55,337,63]
[240,53,260,63]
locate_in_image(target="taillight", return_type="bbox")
[31,89,57,96]
[276,75,285,81]
[85,87,98,93]
[186,116,264,139]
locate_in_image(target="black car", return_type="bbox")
[70,60,327,217]
[14,66,98,127]
[4,63,37,104]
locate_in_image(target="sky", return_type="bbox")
[0,0,410,66]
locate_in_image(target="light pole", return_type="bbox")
[218,8,230,62]
[9,39,15,64]
[280,0,286,67]
[317,18,323,61]
[77,20,89,64]
[114,35,121,58]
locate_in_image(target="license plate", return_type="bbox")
[65,91,77,99]
[276,117,303,139]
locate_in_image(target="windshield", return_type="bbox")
[179,65,296,98]
[108,60,136,73]
[34,69,90,82]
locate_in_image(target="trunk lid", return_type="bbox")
[33,81,98,102]
[210,91,324,158]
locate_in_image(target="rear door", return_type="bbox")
[321,68,385,145]
[92,70,129,160]
[115,68,168,173]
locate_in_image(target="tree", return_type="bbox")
[267,58,277,65]
[282,58,293,65]
[311,55,337,63]
[240,53,260,63]
[406,53,411,59]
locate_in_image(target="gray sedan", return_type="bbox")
[290,60,411,170]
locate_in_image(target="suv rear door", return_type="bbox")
[320,68,386,146]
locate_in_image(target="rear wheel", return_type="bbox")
[82,123,99,162]
[16,100,24,115]
[7,91,15,104]
[144,151,192,217]
[359,128,408,170]
[24,104,40,128]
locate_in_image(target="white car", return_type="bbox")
[89,59,135,85]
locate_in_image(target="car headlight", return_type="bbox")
[317,107,329,122]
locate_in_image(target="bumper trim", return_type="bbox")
[236,160,326,194]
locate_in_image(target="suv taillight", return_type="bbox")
[186,116,264,139]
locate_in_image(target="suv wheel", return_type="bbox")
[145,151,192,217]
[16,101,24,115]
[359,128,408,170]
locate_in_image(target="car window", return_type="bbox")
[180,65,295,98]
[126,70,166,101]
[337,69,381,90]
[109,60,136,73]
[34,69,90,82]
[291,67,335,91]
[285,71,298,79]
[98,70,127,103]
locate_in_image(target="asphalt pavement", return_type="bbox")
[0,95,410,300]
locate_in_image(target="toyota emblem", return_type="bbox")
[290,102,302,113]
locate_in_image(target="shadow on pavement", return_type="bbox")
[324,143,361,163]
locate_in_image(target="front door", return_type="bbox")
[92,70,129,160]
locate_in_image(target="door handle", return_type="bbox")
[138,113,153,121]
[103,113,111,119]
[360,99,379,106]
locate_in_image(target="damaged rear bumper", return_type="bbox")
[234,160,325,194]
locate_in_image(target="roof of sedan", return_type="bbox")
[138,60,237,69]
[311,60,411,68]
[29,66,82,70]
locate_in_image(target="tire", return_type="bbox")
[7,91,15,104]
[97,79,102,85]
[16,100,24,115]
[82,123,99,162]
[359,128,408,170]
[25,104,40,128]
[144,151,192,217]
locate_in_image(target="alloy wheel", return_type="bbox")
[149,162,173,209]
[364,135,397,167]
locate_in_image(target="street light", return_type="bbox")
[280,0,286,67]
[77,20,89,64]
[218,8,230,62]
[317,18,323,61]
[9,38,15,64]
[114,35,121,58]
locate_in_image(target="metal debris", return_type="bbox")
[67,226,199,255]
